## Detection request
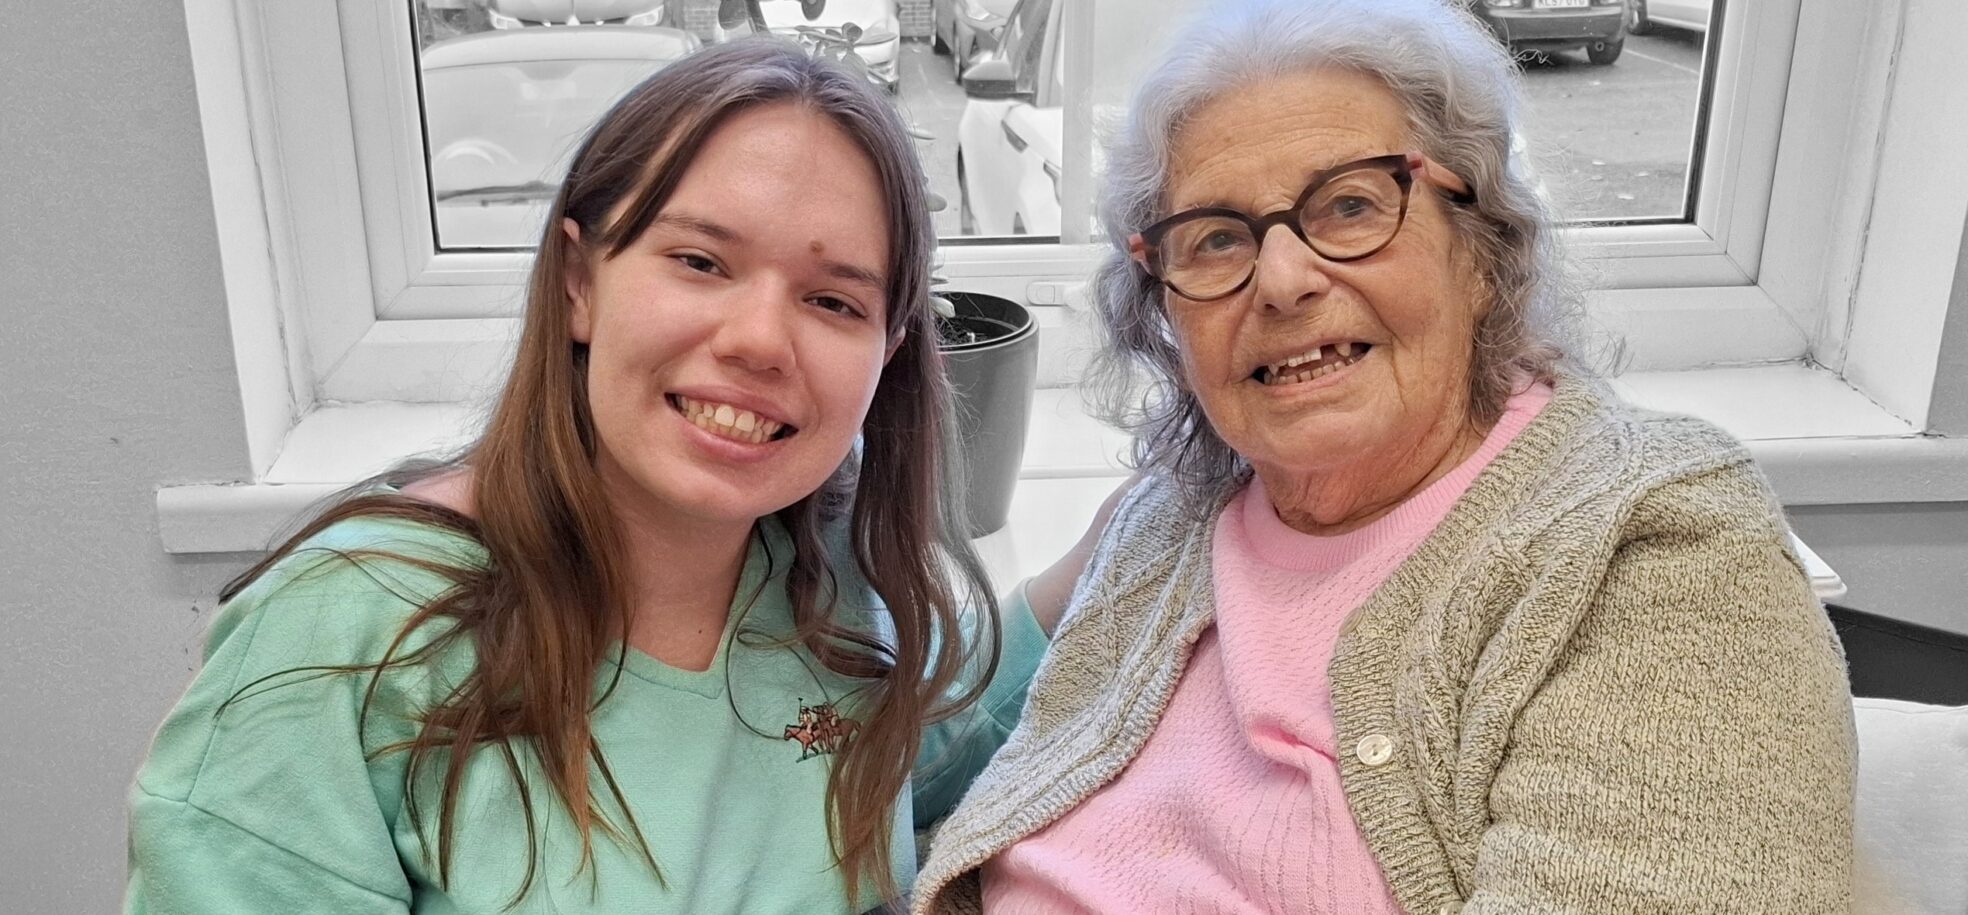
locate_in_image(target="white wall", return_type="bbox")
[1790,217,1968,634]
[0,1,258,910]
[0,4,1964,914]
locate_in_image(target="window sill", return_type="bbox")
[159,363,1959,604]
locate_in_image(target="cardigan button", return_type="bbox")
[1356,733,1396,766]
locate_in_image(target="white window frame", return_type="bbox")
[164,0,1968,552]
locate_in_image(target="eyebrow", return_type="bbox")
[822,260,887,293]
[652,211,886,293]
[1171,152,1384,213]
[650,213,741,243]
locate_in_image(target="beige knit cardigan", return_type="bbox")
[914,374,1856,915]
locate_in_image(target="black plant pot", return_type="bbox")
[937,292,1039,537]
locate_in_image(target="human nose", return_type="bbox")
[710,279,797,376]
[1250,221,1333,316]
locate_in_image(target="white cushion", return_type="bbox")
[1852,698,1968,915]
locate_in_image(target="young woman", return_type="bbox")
[126,40,1085,914]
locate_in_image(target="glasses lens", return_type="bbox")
[1159,216,1257,299]
[1301,168,1405,259]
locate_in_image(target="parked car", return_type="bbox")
[932,0,1017,80]
[751,0,902,89]
[487,0,668,27]
[419,0,491,41]
[1626,0,1710,35]
[1461,0,1627,65]
[955,0,1064,236]
[420,26,701,248]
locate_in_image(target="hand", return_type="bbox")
[1023,475,1139,636]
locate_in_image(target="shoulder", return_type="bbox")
[1513,376,1782,546]
[1591,393,1788,549]
[130,516,483,892]
[207,514,484,673]
[1087,472,1215,576]
[1616,399,1756,487]
[1522,373,1751,482]
[1041,471,1219,640]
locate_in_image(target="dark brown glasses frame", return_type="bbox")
[1127,151,1479,302]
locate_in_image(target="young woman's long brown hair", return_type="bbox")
[219,38,999,907]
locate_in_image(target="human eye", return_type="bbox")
[1328,195,1376,220]
[670,252,724,275]
[1198,229,1247,252]
[1310,173,1399,223]
[1171,221,1252,264]
[809,294,867,320]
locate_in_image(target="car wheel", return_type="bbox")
[1626,0,1652,35]
[1587,37,1623,65]
[957,155,976,235]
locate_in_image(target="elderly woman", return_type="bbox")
[913,1,1856,912]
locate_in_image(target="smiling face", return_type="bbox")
[1161,68,1490,527]
[565,101,896,534]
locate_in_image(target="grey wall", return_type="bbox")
[1928,208,1968,436]
[1790,504,1968,632]
[0,4,1963,915]
[0,1,257,911]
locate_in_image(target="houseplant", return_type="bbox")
[934,288,1038,537]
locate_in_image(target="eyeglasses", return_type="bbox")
[1127,151,1477,302]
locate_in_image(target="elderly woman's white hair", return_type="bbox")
[1086,0,1585,513]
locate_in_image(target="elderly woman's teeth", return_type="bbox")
[675,395,786,444]
[1262,343,1372,385]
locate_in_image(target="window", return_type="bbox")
[286,0,1811,395]
[178,0,1965,484]
[406,1,1725,244]
[403,0,1065,253]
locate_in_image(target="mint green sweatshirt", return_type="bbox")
[126,515,1046,914]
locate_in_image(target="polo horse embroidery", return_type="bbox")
[783,702,860,761]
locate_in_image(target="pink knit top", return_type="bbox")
[980,384,1552,914]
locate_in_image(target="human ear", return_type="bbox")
[562,218,595,344]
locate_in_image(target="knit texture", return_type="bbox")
[914,372,1856,915]
[979,386,1551,914]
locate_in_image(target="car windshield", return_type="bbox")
[997,0,1050,67]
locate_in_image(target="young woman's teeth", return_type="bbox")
[675,395,785,444]
[1263,342,1370,385]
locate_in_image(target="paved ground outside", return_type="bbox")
[1516,25,1708,222]
[889,40,973,237]
[894,23,1710,239]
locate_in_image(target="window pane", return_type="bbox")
[1079,0,1720,230]
[408,0,1053,249]
[1511,0,1714,222]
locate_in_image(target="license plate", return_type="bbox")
[1534,0,1591,7]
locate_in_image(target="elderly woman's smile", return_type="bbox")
[1163,68,1488,534]
[1250,340,1372,386]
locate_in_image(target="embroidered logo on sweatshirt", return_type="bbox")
[783,702,860,760]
